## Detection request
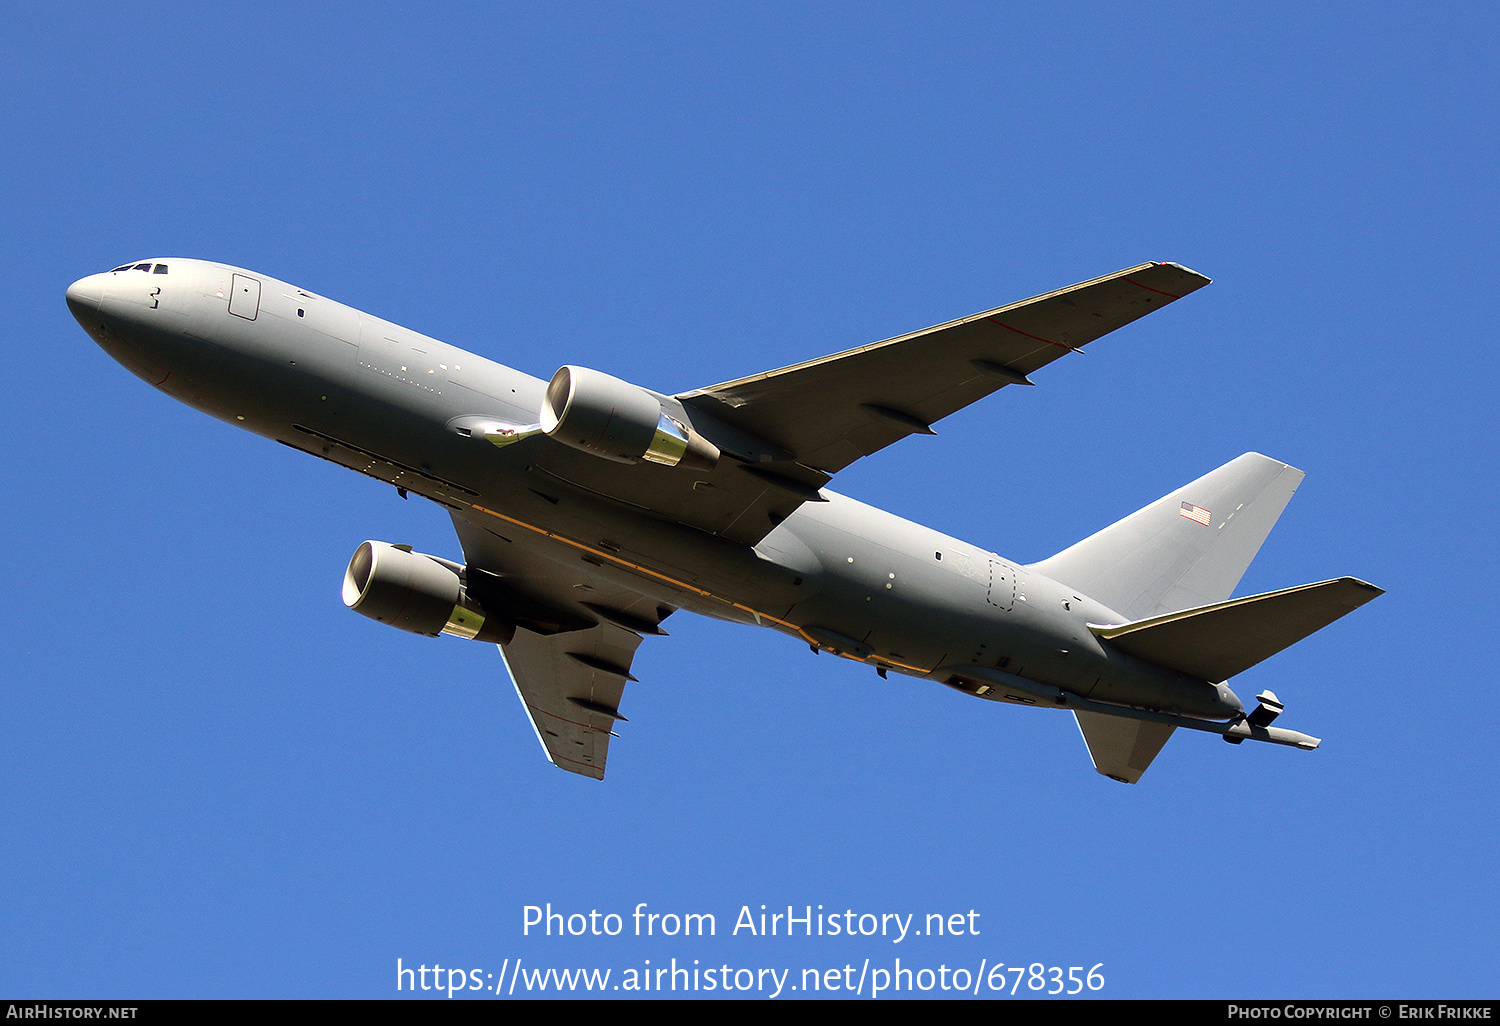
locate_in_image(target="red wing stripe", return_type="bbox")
[984,317,1073,351]
[528,702,613,734]
[1123,277,1182,300]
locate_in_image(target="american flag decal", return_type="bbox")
[1180,502,1212,526]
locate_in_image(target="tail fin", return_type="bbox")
[1029,453,1304,621]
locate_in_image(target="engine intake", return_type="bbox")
[541,365,717,471]
[341,541,514,644]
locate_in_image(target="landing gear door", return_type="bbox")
[229,274,261,320]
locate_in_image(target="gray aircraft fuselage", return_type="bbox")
[66,259,1243,735]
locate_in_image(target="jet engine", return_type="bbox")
[341,541,514,644]
[541,365,718,471]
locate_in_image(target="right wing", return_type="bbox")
[500,621,644,781]
[450,510,674,780]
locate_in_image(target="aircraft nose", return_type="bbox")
[65,273,106,318]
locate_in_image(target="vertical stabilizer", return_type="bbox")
[1030,453,1304,621]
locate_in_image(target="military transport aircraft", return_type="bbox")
[66,259,1380,783]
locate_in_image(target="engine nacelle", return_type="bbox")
[341,541,514,644]
[541,365,717,471]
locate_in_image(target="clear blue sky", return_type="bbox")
[2,2,1494,999]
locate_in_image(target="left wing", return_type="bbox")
[679,261,1210,475]
[450,510,673,779]
[516,262,1210,549]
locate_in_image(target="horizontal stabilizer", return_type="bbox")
[1074,711,1176,784]
[1090,577,1384,682]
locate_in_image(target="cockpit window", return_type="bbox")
[153,264,169,274]
[133,263,153,271]
[110,265,133,273]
